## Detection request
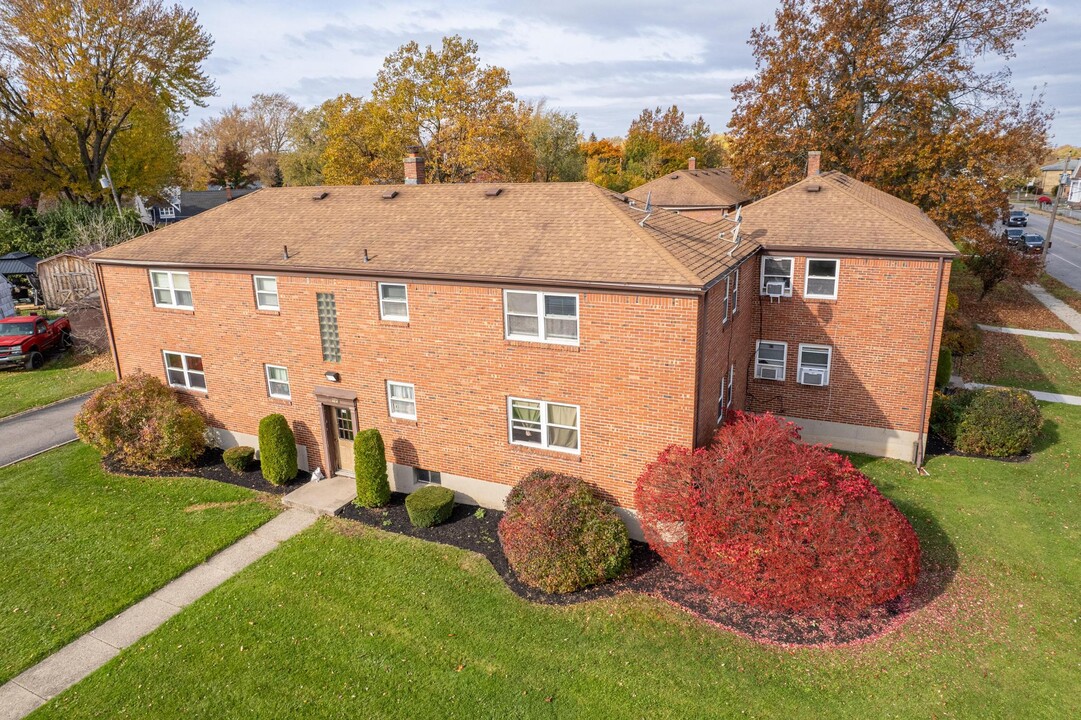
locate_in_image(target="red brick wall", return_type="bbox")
[745,254,951,437]
[98,265,700,508]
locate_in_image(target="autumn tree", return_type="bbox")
[279,106,327,186]
[624,106,724,183]
[0,0,215,203]
[728,0,1051,245]
[209,144,257,189]
[365,36,533,183]
[320,94,388,185]
[580,136,626,191]
[520,101,584,182]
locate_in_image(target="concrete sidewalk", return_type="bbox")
[952,377,1081,406]
[0,393,90,469]
[977,324,1081,342]
[0,510,318,720]
[1025,283,1081,335]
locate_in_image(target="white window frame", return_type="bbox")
[760,257,794,297]
[507,397,581,454]
[378,283,409,322]
[754,340,787,381]
[503,290,579,345]
[804,258,839,300]
[731,268,740,315]
[721,274,731,324]
[149,270,193,309]
[162,350,206,392]
[727,363,734,410]
[386,381,417,420]
[253,276,280,310]
[797,344,833,386]
[265,364,290,399]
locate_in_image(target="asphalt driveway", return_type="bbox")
[0,394,88,468]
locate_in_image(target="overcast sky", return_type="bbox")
[185,0,1081,144]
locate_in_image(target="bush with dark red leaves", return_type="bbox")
[498,470,630,594]
[635,412,920,619]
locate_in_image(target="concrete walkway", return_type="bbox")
[282,474,357,515]
[1025,283,1081,334]
[977,324,1081,342]
[951,377,1081,406]
[0,393,89,469]
[0,509,318,720]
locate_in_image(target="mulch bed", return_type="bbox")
[338,493,926,647]
[102,447,310,495]
[924,434,1031,463]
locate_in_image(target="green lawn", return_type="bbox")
[0,443,279,683]
[963,330,1081,396]
[0,352,115,418]
[32,407,1080,718]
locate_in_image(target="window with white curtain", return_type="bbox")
[504,291,578,343]
[265,365,290,399]
[387,381,417,419]
[253,276,279,310]
[379,283,409,321]
[508,397,579,452]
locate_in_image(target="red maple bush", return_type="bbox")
[635,412,920,618]
[499,470,630,594]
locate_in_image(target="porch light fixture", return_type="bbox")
[324,371,340,383]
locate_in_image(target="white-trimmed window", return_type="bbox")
[760,257,793,296]
[504,291,578,344]
[508,397,580,453]
[731,268,740,315]
[754,341,787,381]
[414,467,441,485]
[387,381,416,420]
[163,351,205,391]
[150,270,193,309]
[727,363,734,410]
[718,362,735,423]
[379,283,409,321]
[721,274,731,323]
[798,344,832,386]
[805,259,839,299]
[254,276,279,310]
[265,364,290,399]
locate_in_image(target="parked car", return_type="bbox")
[1004,227,1025,246]
[0,314,71,369]
[1021,233,1048,253]
[1006,210,1028,227]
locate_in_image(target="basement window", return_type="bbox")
[150,270,193,309]
[414,467,441,485]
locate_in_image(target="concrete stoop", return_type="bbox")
[282,475,357,516]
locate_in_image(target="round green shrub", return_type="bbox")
[223,446,255,474]
[934,347,953,390]
[955,387,1043,457]
[498,470,631,594]
[354,428,390,508]
[405,485,455,528]
[258,414,298,485]
[74,371,206,470]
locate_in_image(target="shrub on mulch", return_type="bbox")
[405,485,456,528]
[954,387,1042,457]
[354,428,390,508]
[74,372,206,471]
[258,414,298,485]
[498,470,631,594]
[222,446,255,474]
[635,412,921,619]
[935,347,953,390]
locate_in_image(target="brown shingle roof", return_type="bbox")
[739,172,957,256]
[624,168,750,209]
[92,183,747,290]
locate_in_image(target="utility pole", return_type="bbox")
[99,164,122,214]
[1044,155,1071,255]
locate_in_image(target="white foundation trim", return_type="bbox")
[208,426,310,472]
[781,416,922,463]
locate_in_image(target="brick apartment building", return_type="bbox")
[92,152,954,533]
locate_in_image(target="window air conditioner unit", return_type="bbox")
[800,368,826,386]
[765,281,785,298]
[758,365,781,381]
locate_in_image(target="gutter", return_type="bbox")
[759,245,957,260]
[916,257,946,466]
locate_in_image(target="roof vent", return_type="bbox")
[382,190,399,199]
[313,191,329,200]
[485,187,503,197]
[805,184,822,193]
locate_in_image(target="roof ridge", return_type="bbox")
[587,184,705,285]
[819,173,953,251]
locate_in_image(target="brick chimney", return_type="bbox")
[687,156,696,171]
[806,151,821,178]
[404,146,425,185]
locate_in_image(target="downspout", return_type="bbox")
[916,257,946,466]
[692,290,708,448]
[94,262,122,381]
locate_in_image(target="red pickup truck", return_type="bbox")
[0,314,72,370]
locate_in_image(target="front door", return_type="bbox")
[335,407,355,473]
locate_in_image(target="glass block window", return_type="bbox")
[317,293,340,362]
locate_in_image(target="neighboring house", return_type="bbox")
[1038,159,1080,195]
[140,188,259,226]
[38,246,100,309]
[0,275,14,318]
[0,251,41,304]
[91,152,954,535]
[623,158,751,222]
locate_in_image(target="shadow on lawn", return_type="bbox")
[889,498,960,616]
[1031,414,1061,454]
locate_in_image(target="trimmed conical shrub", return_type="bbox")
[354,428,390,507]
[258,414,298,485]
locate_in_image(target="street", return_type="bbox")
[1013,208,1081,291]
